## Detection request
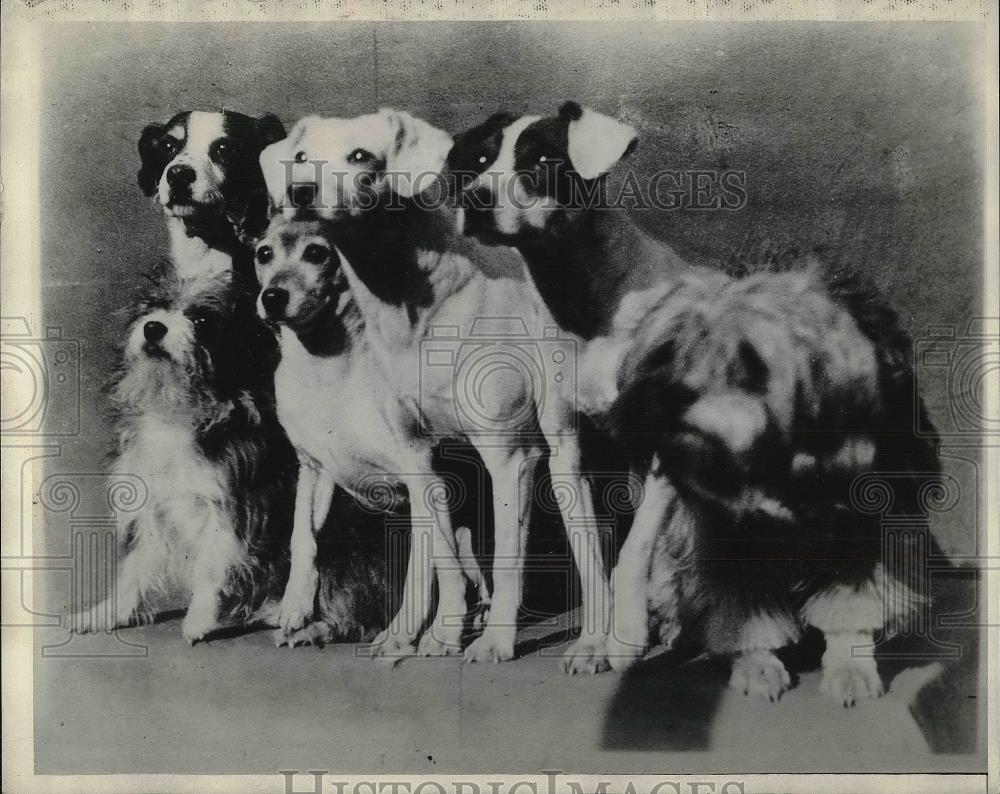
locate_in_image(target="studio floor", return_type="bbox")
[33,577,984,776]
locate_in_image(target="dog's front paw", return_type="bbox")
[276,573,318,636]
[417,620,463,657]
[273,621,335,648]
[370,629,418,665]
[562,633,611,675]
[820,658,883,707]
[464,630,515,664]
[181,609,219,646]
[729,650,792,702]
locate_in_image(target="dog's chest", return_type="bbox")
[274,343,414,489]
[116,416,225,545]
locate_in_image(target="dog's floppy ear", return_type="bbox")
[137,122,168,196]
[560,101,638,180]
[255,113,287,150]
[380,108,453,198]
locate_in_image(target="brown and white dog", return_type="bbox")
[251,212,487,652]
[138,110,286,280]
[257,109,612,670]
[449,103,939,704]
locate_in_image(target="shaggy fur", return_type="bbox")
[72,269,390,644]
[612,260,938,704]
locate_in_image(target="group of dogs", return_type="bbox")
[72,101,939,707]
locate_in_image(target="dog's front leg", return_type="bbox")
[72,529,153,634]
[464,446,541,664]
[183,508,243,645]
[605,467,676,671]
[275,465,332,643]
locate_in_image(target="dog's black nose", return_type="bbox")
[143,321,167,343]
[261,288,289,318]
[166,164,197,188]
[288,183,318,209]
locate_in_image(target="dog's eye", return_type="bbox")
[210,140,231,160]
[348,148,376,165]
[303,243,330,264]
[294,150,308,164]
[256,245,274,265]
[160,138,179,154]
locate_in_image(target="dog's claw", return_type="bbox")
[463,631,515,664]
[370,628,418,665]
[417,628,462,657]
[729,650,792,702]
[820,660,883,707]
[561,634,611,675]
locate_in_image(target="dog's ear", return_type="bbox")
[255,113,287,150]
[561,102,638,180]
[137,122,168,197]
[380,108,454,198]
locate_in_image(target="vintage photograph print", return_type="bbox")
[1,6,996,794]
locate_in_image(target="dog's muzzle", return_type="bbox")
[260,288,290,320]
[166,164,197,198]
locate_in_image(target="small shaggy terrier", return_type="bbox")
[73,269,389,644]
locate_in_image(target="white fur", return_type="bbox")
[72,294,252,644]
[156,111,227,214]
[259,108,453,216]
[263,110,612,670]
[567,107,637,181]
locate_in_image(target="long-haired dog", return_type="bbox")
[256,109,611,670]
[609,263,938,704]
[250,212,487,652]
[450,104,939,702]
[72,269,390,644]
[138,110,286,280]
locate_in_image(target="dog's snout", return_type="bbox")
[288,183,318,209]
[143,320,168,343]
[261,288,290,318]
[166,164,197,188]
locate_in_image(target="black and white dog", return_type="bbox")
[138,110,286,280]
[449,103,939,704]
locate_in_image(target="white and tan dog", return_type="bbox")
[253,213,487,652]
[259,110,612,670]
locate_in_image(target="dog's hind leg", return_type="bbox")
[182,508,243,645]
[274,465,332,643]
[604,468,676,671]
[464,444,543,664]
[544,432,613,675]
[415,477,469,658]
